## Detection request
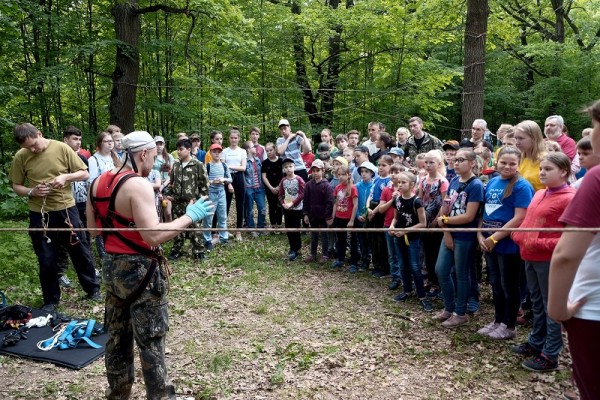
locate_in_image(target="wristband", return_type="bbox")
[27,188,34,198]
[489,236,498,245]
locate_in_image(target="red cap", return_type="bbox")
[210,143,223,151]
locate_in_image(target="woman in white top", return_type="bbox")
[88,132,121,185]
[222,127,247,240]
[87,131,121,258]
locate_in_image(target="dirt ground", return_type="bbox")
[0,234,577,399]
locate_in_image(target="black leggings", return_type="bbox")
[226,172,245,229]
[265,189,283,226]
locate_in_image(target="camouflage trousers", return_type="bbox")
[103,253,176,400]
[171,200,204,255]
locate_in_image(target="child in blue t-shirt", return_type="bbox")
[366,155,393,277]
[352,161,377,271]
[434,149,484,329]
[476,146,534,339]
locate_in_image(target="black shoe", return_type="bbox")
[511,342,540,357]
[288,250,299,261]
[388,279,401,290]
[393,292,413,302]
[371,269,383,278]
[169,251,182,260]
[41,303,57,313]
[194,252,206,261]
[521,354,558,372]
[205,242,214,251]
[420,298,434,312]
[88,291,102,302]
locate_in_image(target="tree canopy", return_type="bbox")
[1,0,599,158]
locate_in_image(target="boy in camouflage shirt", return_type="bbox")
[164,138,209,260]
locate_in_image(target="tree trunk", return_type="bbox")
[109,2,141,134]
[291,2,321,126]
[461,0,489,138]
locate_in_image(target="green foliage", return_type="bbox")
[0,219,39,305]
[0,0,599,145]
[0,167,28,218]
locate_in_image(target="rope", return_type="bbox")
[2,227,600,233]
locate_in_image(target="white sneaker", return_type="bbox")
[477,321,499,335]
[58,275,72,288]
[488,323,516,340]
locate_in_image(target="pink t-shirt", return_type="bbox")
[334,183,358,220]
[379,186,397,227]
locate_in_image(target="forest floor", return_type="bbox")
[0,226,577,400]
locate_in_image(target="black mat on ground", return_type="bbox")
[0,308,107,369]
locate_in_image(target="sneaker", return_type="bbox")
[388,279,401,290]
[251,231,260,238]
[511,342,540,357]
[58,275,73,289]
[41,303,57,313]
[235,232,243,241]
[88,291,102,302]
[303,255,316,263]
[331,260,344,269]
[517,309,533,326]
[441,313,469,328]
[466,298,480,314]
[477,321,500,336]
[426,287,441,298]
[371,269,383,278]
[393,292,413,302]
[194,252,206,260]
[419,298,433,312]
[521,354,559,372]
[205,242,214,251]
[357,263,366,272]
[348,265,358,273]
[288,250,299,261]
[433,310,452,322]
[488,323,516,340]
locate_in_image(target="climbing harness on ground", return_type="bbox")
[37,320,103,351]
[2,326,28,347]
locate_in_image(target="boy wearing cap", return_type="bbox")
[389,147,405,164]
[164,138,209,260]
[278,158,305,261]
[276,119,312,182]
[442,140,459,182]
[303,159,334,262]
[353,161,377,271]
[366,155,393,277]
[203,143,232,248]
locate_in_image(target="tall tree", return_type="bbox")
[109,1,194,133]
[461,0,489,137]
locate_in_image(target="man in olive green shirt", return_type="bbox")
[9,123,100,311]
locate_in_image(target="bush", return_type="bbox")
[0,165,28,218]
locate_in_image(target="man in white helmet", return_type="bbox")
[87,130,213,400]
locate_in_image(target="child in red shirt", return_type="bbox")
[331,165,358,269]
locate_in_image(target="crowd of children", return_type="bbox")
[143,115,598,398]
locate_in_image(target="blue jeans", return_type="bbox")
[385,230,401,280]
[204,188,228,242]
[244,187,266,229]
[398,237,425,298]
[526,261,563,360]
[435,237,476,316]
